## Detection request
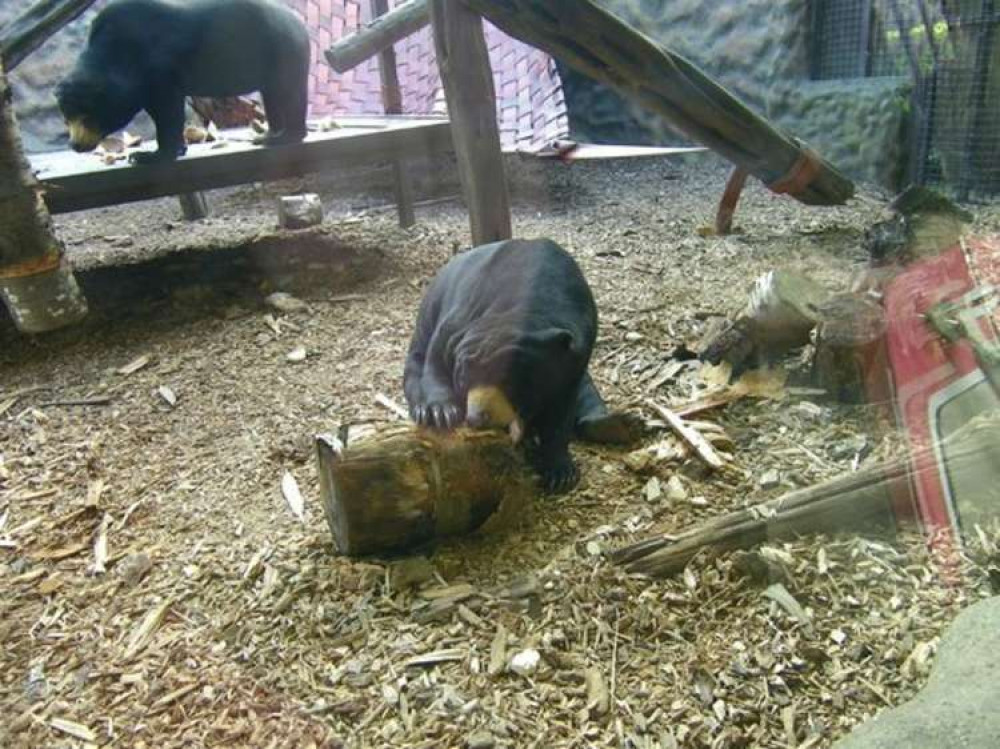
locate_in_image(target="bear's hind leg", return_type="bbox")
[573,372,645,446]
[131,93,187,164]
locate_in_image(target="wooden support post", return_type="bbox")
[177,191,209,221]
[462,0,854,207]
[0,0,99,72]
[430,0,511,246]
[0,64,87,333]
[373,0,416,229]
[325,0,429,73]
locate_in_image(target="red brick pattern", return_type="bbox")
[283,0,568,149]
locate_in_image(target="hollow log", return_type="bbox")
[315,425,533,556]
[0,0,99,72]
[430,0,511,245]
[0,64,88,333]
[811,293,888,403]
[324,0,429,73]
[614,409,1000,577]
[462,0,854,206]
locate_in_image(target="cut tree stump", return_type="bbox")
[430,0,511,246]
[811,293,888,403]
[0,63,88,333]
[614,408,1000,577]
[315,425,533,556]
[178,192,209,221]
[700,270,829,370]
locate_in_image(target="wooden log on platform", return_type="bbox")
[0,64,88,333]
[0,0,99,71]
[430,0,511,245]
[178,192,209,221]
[811,293,888,403]
[325,0,429,73]
[315,425,533,556]
[462,0,855,207]
[373,0,416,229]
[614,409,1000,577]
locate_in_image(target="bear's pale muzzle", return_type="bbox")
[466,386,524,443]
[67,119,103,152]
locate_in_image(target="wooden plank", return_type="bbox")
[0,0,99,71]
[462,0,854,207]
[324,0,430,73]
[430,0,511,245]
[31,117,452,215]
[374,0,416,229]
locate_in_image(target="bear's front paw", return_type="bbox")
[537,455,580,495]
[129,148,184,165]
[412,400,463,430]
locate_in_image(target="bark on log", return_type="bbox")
[0,64,88,333]
[614,409,1000,577]
[0,0,99,72]
[315,425,533,556]
[430,0,511,245]
[373,0,416,229]
[463,0,854,206]
[811,293,888,403]
[324,0,430,73]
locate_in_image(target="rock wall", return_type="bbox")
[559,0,911,189]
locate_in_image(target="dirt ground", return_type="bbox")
[2,156,998,749]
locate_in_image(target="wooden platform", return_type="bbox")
[29,116,453,215]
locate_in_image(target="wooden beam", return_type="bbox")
[0,0,99,72]
[374,0,416,229]
[31,117,453,215]
[462,0,854,207]
[0,63,88,333]
[324,0,429,73]
[430,0,511,245]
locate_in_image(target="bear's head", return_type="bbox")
[456,325,585,442]
[55,70,142,152]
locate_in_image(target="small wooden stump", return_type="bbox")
[700,270,829,370]
[277,193,324,230]
[315,425,533,556]
[178,191,209,221]
[812,293,888,403]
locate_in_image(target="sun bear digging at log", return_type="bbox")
[55,0,310,164]
[403,238,644,494]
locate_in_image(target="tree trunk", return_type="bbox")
[0,64,87,333]
[0,0,99,72]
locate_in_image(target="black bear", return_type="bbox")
[55,0,310,164]
[403,238,642,494]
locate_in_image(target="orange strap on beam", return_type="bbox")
[768,147,822,198]
[0,249,63,280]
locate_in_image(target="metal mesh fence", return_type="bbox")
[811,0,1000,197]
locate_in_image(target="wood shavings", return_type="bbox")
[280,471,306,521]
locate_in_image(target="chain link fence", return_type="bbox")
[811,0,1000,198]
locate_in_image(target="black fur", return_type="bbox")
[404,238,630,494]
[56,0,310,163]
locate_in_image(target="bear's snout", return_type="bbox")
[67,120,103,152]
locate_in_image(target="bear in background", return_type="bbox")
[403,238,644,494]
[56,0,310,164]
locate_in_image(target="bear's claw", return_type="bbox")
[412,401,463,430]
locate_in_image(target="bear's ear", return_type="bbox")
[535,328,576,353]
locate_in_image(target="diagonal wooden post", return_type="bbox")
[430,0,511,245]
[0,63,88,333]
